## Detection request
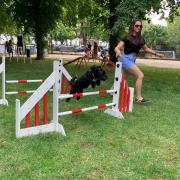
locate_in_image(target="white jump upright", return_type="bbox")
[0,56,8,105]
[0,57,71,105]
[15,60,134,138]
[15,60,72,138]
[104,63,124,118]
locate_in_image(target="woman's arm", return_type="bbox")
[143,44,164,58]
[114,41,124,58]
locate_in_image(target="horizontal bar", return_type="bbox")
[6,90,36,95]
[59,89,116,99]
[58,102,115,116]
[6,89,53,95]
[6,79,44,83]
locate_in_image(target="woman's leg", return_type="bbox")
[127,64,144,100]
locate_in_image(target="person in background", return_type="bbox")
[85,41,92,58]
[115,18,164,104]
[17,35,23,55]
[93,40,99,59]
[7,40,14,61]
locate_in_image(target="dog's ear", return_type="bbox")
[90,65,97,71]
[90,66,103,74]
[70,76,77,85]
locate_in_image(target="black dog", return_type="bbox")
[66,65,108,101]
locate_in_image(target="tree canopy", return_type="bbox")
[143,24,168,48]
[0,0,17,35]
[12,0,66,59]
[0,0,179,60]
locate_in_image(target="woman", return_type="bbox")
[115,19,164,103]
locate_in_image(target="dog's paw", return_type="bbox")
[96,80,100,86]
[91,81,96,88]
[66,98,71,102]
[92,84,96,88]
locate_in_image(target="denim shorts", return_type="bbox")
[118,53,136,70]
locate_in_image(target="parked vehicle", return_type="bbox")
[74,45,84,52]
[59,45,74,52]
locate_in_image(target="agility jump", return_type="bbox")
[15,60,134,138]
[0,57,8,105]
[0,57,71,105]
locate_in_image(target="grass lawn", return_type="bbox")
[0,57,180,179]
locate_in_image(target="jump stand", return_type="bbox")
[15,60,134,138]
[15,61,71,138]
[0,56,8,105]
[0,57,70,105]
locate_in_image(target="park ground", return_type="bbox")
[47,53,180,69]
[0,57,179,179]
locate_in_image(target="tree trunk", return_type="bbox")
[50,35,53,54]
[109,33,118,62]
[108,0,119,63]
[82,33,87,47]
[35,30,45,60]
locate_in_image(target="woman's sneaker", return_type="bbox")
[135,98,150,104]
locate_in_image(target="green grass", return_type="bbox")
[0,57,180,179]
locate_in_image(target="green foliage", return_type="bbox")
[166,8,180,49]
[113,0,179,34]
[13,0,64,35]
[51,22,76,44]
[12,0,65,59]
[142,23,168,48]
[88,22,109,41]
[0,1,17,34]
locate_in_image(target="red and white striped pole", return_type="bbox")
[119,72,125,112]
[6,79,44,83]
[61,75,70,94]
[34,102,40,126]
[59,89,117,99]
[5,89,53,95]
[43,92,48,124]
[58,103,115,116]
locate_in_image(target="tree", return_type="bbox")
[166,8,180,49]
[94,0,179,62]
[12,0,65,60]
[61,1,95,48]
[0,1,17,35]
[51,22,76,45]
[142,24,168,48]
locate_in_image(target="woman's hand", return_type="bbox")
[143,44,165,59]
[156,53,164,59]
[114,41,124,58]
[116,50,121,58]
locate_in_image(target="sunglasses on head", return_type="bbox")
[135,24,142,28]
